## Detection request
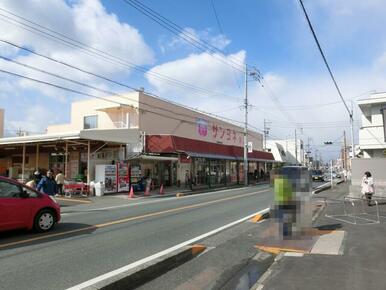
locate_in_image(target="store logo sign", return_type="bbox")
[197,118,208,137]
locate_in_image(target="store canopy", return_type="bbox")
[145,135,275,162]
[0,128,140,146]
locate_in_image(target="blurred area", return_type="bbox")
[270,166,312,240]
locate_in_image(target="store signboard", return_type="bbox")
[196,118,244,146]
[197,118,208,137]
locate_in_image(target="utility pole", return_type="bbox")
[243,64,248,186]
[350,100,355,171]
[343,130,347,170]
[263,119,271,151]
[306,137,311,168]
[295,129,298,165]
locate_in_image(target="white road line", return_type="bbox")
[62,185,269,216]
[66,207,270,290]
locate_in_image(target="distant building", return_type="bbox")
[266,139,305,165]
[358,92,386,158]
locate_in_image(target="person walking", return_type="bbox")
[361,171,374,206]
[37,170,58,196]
[25,171,42,189]
[342,169,348,182]
[55,170,65,196]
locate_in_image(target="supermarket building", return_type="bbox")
[0,92,275,192]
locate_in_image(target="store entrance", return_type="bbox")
[160,161,172,186]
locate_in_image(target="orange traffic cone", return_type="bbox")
[159,184,164,195]
[145,185,150,196]
[129,186,134,198]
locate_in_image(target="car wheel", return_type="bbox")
[34,209,56,233]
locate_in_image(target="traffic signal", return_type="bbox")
[324,141,333,145]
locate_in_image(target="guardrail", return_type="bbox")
[313,196,380,225]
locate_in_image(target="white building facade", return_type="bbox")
[358,93,386,158]
[266,139,305,165]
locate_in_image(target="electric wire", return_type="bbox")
[0,8,239,100]
[298,0,352,119]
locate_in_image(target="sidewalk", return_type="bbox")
[260,182,386,290]
[57,182,269,207]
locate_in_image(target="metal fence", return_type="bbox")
[315,196,381,225]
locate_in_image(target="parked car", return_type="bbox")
[312,170,325,182]
[0,177,61,233]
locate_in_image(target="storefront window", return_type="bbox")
[229,161,238,184]
[193,158,208,187]
[209,160,226,187]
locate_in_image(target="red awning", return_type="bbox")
[145,135,274,161]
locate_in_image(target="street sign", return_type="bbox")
[247,141,253,153]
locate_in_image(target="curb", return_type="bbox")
[250,209,270,223]
[312,179,345,194]
[92,244,206,290]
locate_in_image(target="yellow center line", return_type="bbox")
[56,198,92,204]
[0,188,269,249]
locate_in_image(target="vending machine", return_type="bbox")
[117,162,130,192]
[95,164,117,193]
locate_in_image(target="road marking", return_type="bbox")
[0,189,269,249]
[66,207,270,290]
[56,198,92,204]
[61,185,270,216]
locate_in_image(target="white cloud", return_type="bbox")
[146,50,245,100]
[0,0,154,100]
[6,104,62,134]
[162,27,231,53]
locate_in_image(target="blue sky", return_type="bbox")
[1,0,386,161]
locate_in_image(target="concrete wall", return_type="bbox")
[0,108,4,138]
[46,93,139,133]
[139,93,263,150]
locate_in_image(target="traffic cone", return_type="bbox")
[145,185,150,196]
[129,186,134,198]
[159,184,164,195]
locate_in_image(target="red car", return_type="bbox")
[0,176,61,233]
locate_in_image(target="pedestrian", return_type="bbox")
[361,171,374,206]
[254,169,258,183]
[37,170,58,196]
[342,169,348,182]
[185,170,190,188]
[55,170,65,196]
[260,169,265,180]
[25,171,42,189]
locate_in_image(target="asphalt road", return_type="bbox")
[0,185,273,290]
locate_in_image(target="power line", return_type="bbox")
[210,0,242,91]
[0,40,254,130]
[0,8,239,100]
[0,57,249,130]
[298,0,351,118]
[121,0,247,73]
[0,68,256,136]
